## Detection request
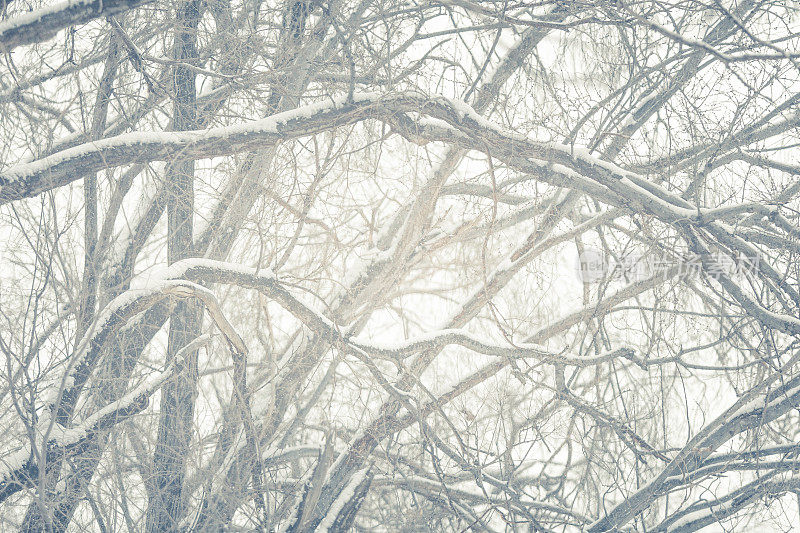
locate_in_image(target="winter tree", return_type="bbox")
[1,0,800,531]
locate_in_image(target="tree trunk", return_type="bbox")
[144,2,203,531]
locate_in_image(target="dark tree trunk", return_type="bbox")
[144,2,203,531]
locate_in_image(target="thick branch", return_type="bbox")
[0,0,154,52]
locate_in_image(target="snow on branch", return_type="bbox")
[53,271,248,428]
[0,0,154,52]
[350,329,641,368]
[0,335,212,503]
[48,334,213,447]
[155,259,645,369]
[316,466,373,532]
[0,444,34,501]
[0,89,762,237]
[0,270,245,501]
[0,92,385,204]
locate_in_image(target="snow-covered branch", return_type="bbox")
[0,0,154,52]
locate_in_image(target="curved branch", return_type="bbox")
[0,0,154,52]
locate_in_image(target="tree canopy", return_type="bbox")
[2,0,800,531]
